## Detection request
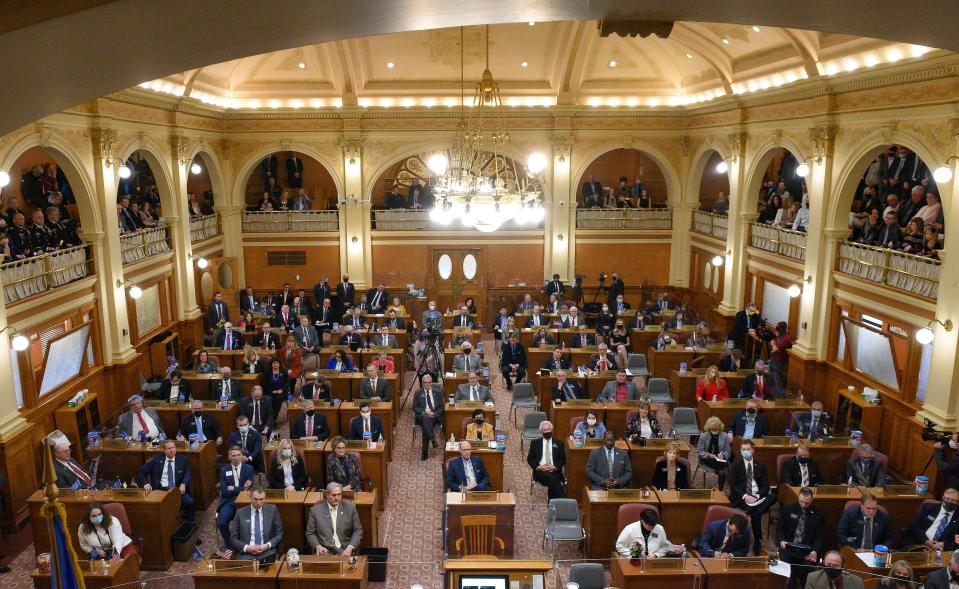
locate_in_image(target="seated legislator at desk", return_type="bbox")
[344,308,369,332]
[367,324,398,349]
[372,349,395,374]
[527,420,566,499]
[348,402,385,442]
[586,431,632,490]
[590,343,618,371]
[327,436,364,490]
[306,482,362,556]
[568,324,595,349]
[628,309,648,330]
[301,373,333,402]
[780,442,823,487]
[574,410,606,439]
[552,370,585,402]
[275,304,296,332]
[518,293,536,313]
[457,371,493,403]
[625,401,663,442]
[696,365,730,402]
[358,364,390,402]
[805,551,866,589]
[561,306,584,328]
[846,443,887,487]
[325,348,355,372]
[837,492,893,550]
[686,322,713,348]
[413,375,445,460]
[465,409,494,440]
[697,417,732,488]
[446,440,491,491]
[78,502,138,561]
[718,349,744,372]
[229,486,283,562]
[178,399,223,444]
[544,348,571,371]
[545,295,560,315]
[738,359,776,400]
[239,386,275,436]
[254,321,280,350]
[904,487,959,549]
[696,513,751,557]
[452,305,476,328]
[795,401,833,441]
[598,370,641,402]
[268,438,308,491]
[776,486,825,589]
[651,442,689,490]
[615,508,671,558]
[137,438,195,521]
[500,333,527,391]
[216,446,255,557]
[217,322,245,350]
[728,438,775,554]
[195,350,219,375]
[337,326,363,353]
[53,442,96,489]
[118,395,164,440]
[525,307,548,329]
[242,349,269,376]
[452,341,483,372]
[158,370,192,403]
[381,307,407,330]
[530,326,555,348]
[211,366,241,402]
[728,398,769,439]
[228,414,265,472]
[292,400,330,441]
[653,325,674,349]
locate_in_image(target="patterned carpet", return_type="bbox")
[0,337,773,588]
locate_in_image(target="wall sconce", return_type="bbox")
[715,160,729,173]
[557,234,564,241]
[196,257,209,269]
[103,158,132,179]
[916,318,953,344]
[795,156,822,178]
[0,170,9,188]
[933,156,958,183]
[787,275,811,298]
[0,326,29,351]
[190,163,202,175]
[116,279,142,299]
[711,254,724,266]
[351,236,359,244]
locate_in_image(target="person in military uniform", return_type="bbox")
[6,212,33,259]
[46,207,79,248]
[27,210,55,254]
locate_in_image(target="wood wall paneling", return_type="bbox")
[575,242,670,290]
[242,245,341,290]
[576,148,668,205]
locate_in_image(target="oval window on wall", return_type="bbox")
[712,265,721,294]
[218,260,234,289]
[437,254,453,280]
[703,262,712,290]
[462,254,478,280]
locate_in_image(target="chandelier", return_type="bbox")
[427,26,546,232]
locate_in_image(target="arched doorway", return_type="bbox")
[575,148,668,208]
[186,153,215,215]
[750,147,806,226]
[115,150,164,231]
[697,150,730,211]
[244,151,338,211]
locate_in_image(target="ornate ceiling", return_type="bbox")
[143,21,933,109]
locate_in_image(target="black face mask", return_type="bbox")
[825,567,842,580]
[475,418,484,425]
[746,408,757,416]
[305,410,315,417]
[464,349,472,354]
[542,432,553,441]
[192,411,203,418]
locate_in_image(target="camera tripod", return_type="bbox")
[403,335,443,410]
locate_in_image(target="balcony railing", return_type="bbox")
[838,240,941,299]
[242,210,339,232]
[692,210,727,239]
[576,208,672,229]
[750,223,807,261]
[372,208,544,230]
[1,243,93,304]
[120,226,171,265]
[190,214,219,243]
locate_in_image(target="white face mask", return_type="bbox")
[586,418,597,426]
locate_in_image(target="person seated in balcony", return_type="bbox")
[385,186,406,209]
[898,185,925,227]
[637,188,651,209]
[136,200,158,227]
[758,194,782,224]
[290,189,311,211]
[921,226,942,258]
[917,191,943,232]
[791,195,811,232]
[118,196,142,232]
[615,177,633,208]
[582,174,603,207]
[712,192,729,214]
[774,202,798,228]
[900,217,925,254]
[0,236,14,262]
[276,191,292,211]
[871,210,904,249]
[857,207,882,243]
[256,191,275,212]
[45,207,80,249]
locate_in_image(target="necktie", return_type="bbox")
[196,418,206,443]
[464,459,476,487]
[544,441,553,466]
[801,464,808,487]
[224,380,230,397]
[720,533,730,553]
[241,433,247,449]
[607,448,614,471]
[471,386,477,401]
[382,335,388,346]
[253,401,260,426]
[600,358,607,370]
[306,415,313,436]
[810,418,819,439]
[371,379,376,394]
[233,466,239,483]
[794,510,807,543]
[253,509,262,545]
[373,292,381,308]
[225,333,231,348]
[564,384,573,401]
[746,462,754,493]
[363,418,370,434]
[305,330,310,347]
[426,391,434,411]
[166,460,174,489]
[217,303,223,320]
[136,412,149,435]
[757,376,763,395]
[863,518,874,549]
[67,461,92,485]
[581,336,586,347]
[934,511,951,540]
[330,507,342,549]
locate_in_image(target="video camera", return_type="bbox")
[922,418,954,444]
[598,273,607,286]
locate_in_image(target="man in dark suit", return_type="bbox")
[291,400,330,442]
[228,415,265,472]
[301,374,332,402]
[728,398,769,439]
[412,375,444,460]
[338,325,363,351]
[697,513,751,557]
[582,174,603,206]
[314,299,335,339]
[274,304,296,332]
[255,322,280,350]
[776,487,825,589]
[718,350,744,372]
[344,308,369,332]
[904,488,959,549]
[837,492,892,550]
[452,305,476,328]
[527,420,566,499]
[551,370,585,402]
[207,291,229,333]
[846,444,886,487]
[348,402,385,442]
[285,152,303,188]
[445,441,491,491]
[795,401,833,440]
[216,323,244,350]
[524,307,548,328]
[381,309,406,330]
[239,287,259,313]
[739,359,775,399]
[210,367,241,402]
[216,446,255,555]
[313,277,332,314]
[364,283,389,313]
[805,551,866,589]
[274,283,295,311]
[177,400,222,445]
[567,325,595,348]
[925,552,959,589]
[780,443,824,487]
[230,486,284,562]
[727,302,759,350]
[158,370,192,403]
[606,272,625,310]
[544,349,571,371]
[358,364,390,402]
[52,442,95,489]
[728,438,775,554]
[336,274,355,314]
[546,274,564,298]
[500,333,527,391]
[261,154,278,191]
[589,344,618,371]
[585,431,632,490]
[239,387,275,437]
[137,439,195,521]
[289,296,309,319]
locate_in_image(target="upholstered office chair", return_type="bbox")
[616,503,659,537]
[568,563,606,589]
[689,505,748,555]
[670,407,701,438]
[626,354,650,377]
[510,383,540,426]
[520,411,546,454]
[454,515,505,559]
[102,503,143,562]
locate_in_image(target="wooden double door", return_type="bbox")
[430,248,485,324]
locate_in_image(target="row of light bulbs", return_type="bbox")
[715,158,958,184]
[114,162,203,179]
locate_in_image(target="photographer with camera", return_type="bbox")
[934,431,959,489]
[605,272,625,310]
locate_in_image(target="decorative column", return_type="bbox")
[218,139,246,287]
[718,132,749,315]
[668,203,697,287]
[0,297,25,438]
[168,135,200,320]
[545,138,574,281]
[338,138,372,289]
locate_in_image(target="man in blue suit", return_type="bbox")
[216,322,244,350]
[177,399,223,445]
[227,415,265,472]
[216,445,255,557]
[136,439,195,521]
[348,402,384,442]
[500,333,527,391]
[697,513,751,557]
[837,492,893,550]
[445,441,491,491]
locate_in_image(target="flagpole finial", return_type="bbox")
[42,440,59,502]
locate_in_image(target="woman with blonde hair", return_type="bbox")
[696,416,732,489]
[696,365,730,402]
[268,438,307,490]
[878,560,914,589]
[651,441,689,490]
[385,296,407,316]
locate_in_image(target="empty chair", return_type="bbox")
[509,382,539,426]
[568,563,606,589]
[454,514,505,559]
[521,411,547,453]
[627,353,650,377]
[543,498,585,555]
[671,407,701,438]
[647,378,674,405]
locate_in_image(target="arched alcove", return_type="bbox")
[186,153,214,213]
[575,148,668,207]
[745,146,806,224]
[4,147,83,225]
[244,151,338,211]
[697,150,730,211]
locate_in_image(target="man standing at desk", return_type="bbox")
[728,438,774,555]
[137,439,195,522]
[306,482,362,556]
[598,370,641,402]
[118,394,163,440]
[456,371,492,402]
[217,446,255,558]
[527,420,566,499]
[728,398,769,439]
[358,363,390,402]
[230,486,283,563]
[776,487,824,589]
[413,374,444,460]
[586,431,632,490]
[446,441,491,491]
[452,342,482,373]
[239,386,274,438]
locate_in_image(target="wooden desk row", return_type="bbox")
[564,438,690,501]
[286,400,396,461]
[611,556,782,589]
[550,400,660,439]
[194,555,368,589]
[646,345,727,379]
[199,347,407,381]
[669,369,750,407]
[443,445,507,492]
[445,492,516,558]
[32,555,139,589]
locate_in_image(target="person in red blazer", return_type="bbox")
[276,336,303,413]
[696,365,730,402]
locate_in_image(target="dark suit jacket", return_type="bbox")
[904,502,959,548]
[728,411,770,438]
[551,381,585,402]
[651,460,689,491]
[718,354,742,372]
[500,342,526,370]
[728,309,758,348]
[923,568,952,589]
[54,458,93,489]
[526,437,565,473]
[136,453,191,489]
[336,282,355,309]
[291,413,330,441]
[157,379,192,402]
[589,352,618,370]
[780,456,824,487]
[227,430,265,472]
[795,412,833,439]
[412,385,445,425]
[846,456,886,487]
[546,280,564,296]
[697,519,751,557]
[585,446,632,489]
[240,293,259,313]
[776,503,825,555]
[739,372,775,400]
[255,331,281,350]
[313,282,332,309]
[218,462,255,505]
[261,371,289,396]
[274,312,296,331]
[365,289,389,312]
[837,505,892,548]
[525,314,549,328]
[301,381,332,402]
[178,413,221,442]
[544,356,571,371]
[451,314,476,328]
[606,278,625,308]
[267,458,308,490]
[566,334,595,348]
[728,458,772,508]
[358,377,390,401]
[207,300,229,329]
[446,456,491,491]
[239,396,275,432]
[210,378,242,402]
[348,414,384,441]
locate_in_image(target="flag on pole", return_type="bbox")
[40,442,86,589]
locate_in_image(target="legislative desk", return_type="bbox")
[443,401,496,437]
[97,439,219,508]
[527,348,595,375]
[780,485,862,549]
[628,439,691,487]
[440,372,493,397]
[551,401,607,439]
[349,373,400,424]
[655,488,730,546]
[193,560,283,589]
[860,486,931,537]
[583,488,658,559]
[444,559,553,588]
[337,402,393,462]
[442,329,482,349]
[700,398,810,436]
[181,371,260,399]
[534,373,589,410]
[324,441,388,509]
[196,347,274,371]
[565,439,630,501]
[305,490,379,548]
[307,363,361,399]
[699,555,780,589]
[143,399,239,456]
[32,555,140,589]
[27,488,180,570]
[445,443,507,491]
[733,437,854,483]
[285,399,342,438]
[442,313,479,330]
[351,347,407,376]
[647,345,726,379]
[236,489,310,556]
[611,556,705,589]
[669,369,750,407]
[278,555,369,589]
[445,492,516,558]
[631,325,696,352]
[841,546,948,583]
[263,439,327,487]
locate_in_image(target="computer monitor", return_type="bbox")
[459,575,509,589]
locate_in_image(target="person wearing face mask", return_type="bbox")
[795,401,832,441]
[465,408,495,440]
[268,438,308,491]
[728,399,769,439]
[615,508,670,558]
[596,304,615,339]
[697,513,751,558]
[452,342,482,373]
[291,400,330,442]
[216,446,255,557]
[780,443,824,487]
[336,274,355,315]
[228,414,265,472]
[904,488,959,550]
[574,411,607,440]
[78,503,137,562]
[421,300,442,332]
[845,444,886,487]
[696,365,730,402]
[728,438,774,554]
[804,550,865,589]
[878,561,916,589]
[934,434,959,490]
[696,417,732,489]
[922,551,959,589]
[739,360,775,400]
[651,442,689,491]
[614,295,631,316]
[348,402,385,443]
[527,421,566,499]
[776,487,825,589]
[177,399,223,446]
